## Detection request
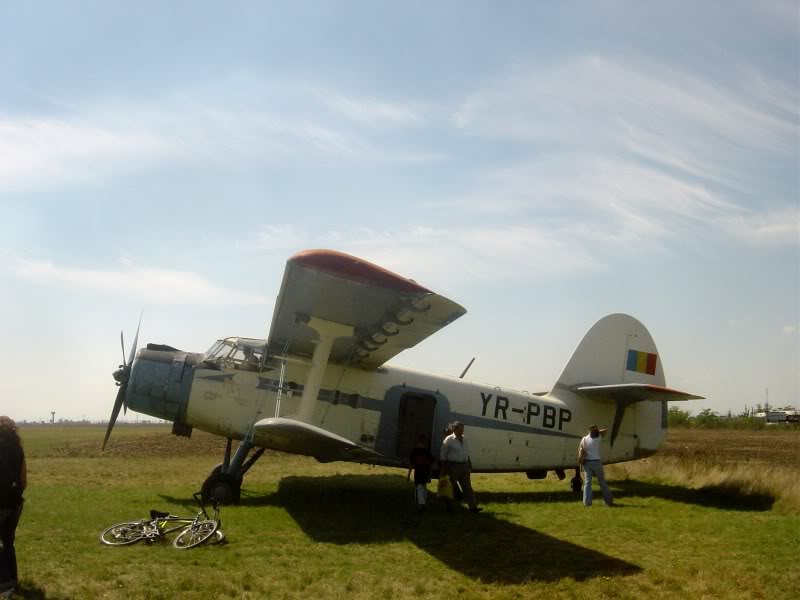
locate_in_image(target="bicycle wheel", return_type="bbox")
[172,519,219,549]
[100,521,148,546]
[209,529,226,544]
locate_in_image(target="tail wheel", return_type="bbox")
[173,520,219,549]
[201,471,241,504]
[100,521,147,546]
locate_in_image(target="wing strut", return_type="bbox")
[295,316,354,423]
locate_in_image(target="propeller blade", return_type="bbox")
[127,312,142,367]
[120,331,126,367]
[102,385,126,451]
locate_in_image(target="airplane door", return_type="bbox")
[396,393,437,458]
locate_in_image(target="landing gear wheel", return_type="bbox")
[201,472,241,504]
[207,462,244,487]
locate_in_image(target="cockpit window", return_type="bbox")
[204,337,267,372]
[204,340,229,360]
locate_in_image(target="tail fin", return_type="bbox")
[553,313,702,453]
[553,313,666,392]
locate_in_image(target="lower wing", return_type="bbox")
[251,417,382,463]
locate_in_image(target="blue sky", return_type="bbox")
[1,1,797,422]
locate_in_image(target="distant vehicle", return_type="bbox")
[755,411,798,423]
[103,249,703,502]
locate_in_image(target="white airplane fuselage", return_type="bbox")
[128,349,664,473]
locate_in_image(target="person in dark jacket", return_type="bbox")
[0,416,26,597]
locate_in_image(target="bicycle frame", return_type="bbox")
[101,491,222,548]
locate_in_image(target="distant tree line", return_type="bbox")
[667,406,799,430]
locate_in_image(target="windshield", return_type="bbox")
[204,337,267,371]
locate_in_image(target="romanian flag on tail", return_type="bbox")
[626,350,657,376]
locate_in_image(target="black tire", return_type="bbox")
[201,471,241,504]
[173,520,219,549]
[208,463,243,484]
[100,521,147,546]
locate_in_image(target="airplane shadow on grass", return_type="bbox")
[234,474,641,584]
[610,479,775,511]
[159,473,771,583]
[477,479,775,512]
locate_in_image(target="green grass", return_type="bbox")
[10,426,800,599]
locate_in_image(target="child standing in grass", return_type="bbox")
[407,434,434,512]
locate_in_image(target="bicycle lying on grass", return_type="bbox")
[100,492,224,549]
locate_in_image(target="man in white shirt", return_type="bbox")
[439,421,483,513]
[579,424,614,507]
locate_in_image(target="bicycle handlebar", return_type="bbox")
[192,492,220,519]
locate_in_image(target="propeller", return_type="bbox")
[103,313,142,450]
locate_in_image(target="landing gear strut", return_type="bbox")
[201,438,265,504]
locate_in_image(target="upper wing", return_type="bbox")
[575,383,704,402]
[266,249,466,369]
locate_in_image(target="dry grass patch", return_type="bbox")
[609,428,800,512]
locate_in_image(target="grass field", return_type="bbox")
[9,425,800,599]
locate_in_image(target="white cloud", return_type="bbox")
[324,224,604,289]
[8,257,267,305]
[311,88,426,126]
[718,207,800,245]
[0,80,440,190]
[449,55,799,247]
[0,117,176,189]
[454,55,797,155]
[783,325,797,335]
[425,153,741,249]
[244,225,309,252]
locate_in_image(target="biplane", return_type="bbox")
[104,249,702,502]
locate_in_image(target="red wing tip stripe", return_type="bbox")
[576,384,702,397]
[642,385,691,395]
[289,249,431,294]
[637,385,703,398]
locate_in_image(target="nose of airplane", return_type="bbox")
[124,346,203,431]
[103,328,203,449]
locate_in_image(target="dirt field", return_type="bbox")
[27,424,799,466]
[659,428,798,467]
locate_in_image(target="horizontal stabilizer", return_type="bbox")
[575,383,704,403]
[251,417,381,462]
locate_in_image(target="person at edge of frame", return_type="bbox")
[0,416,27,598]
